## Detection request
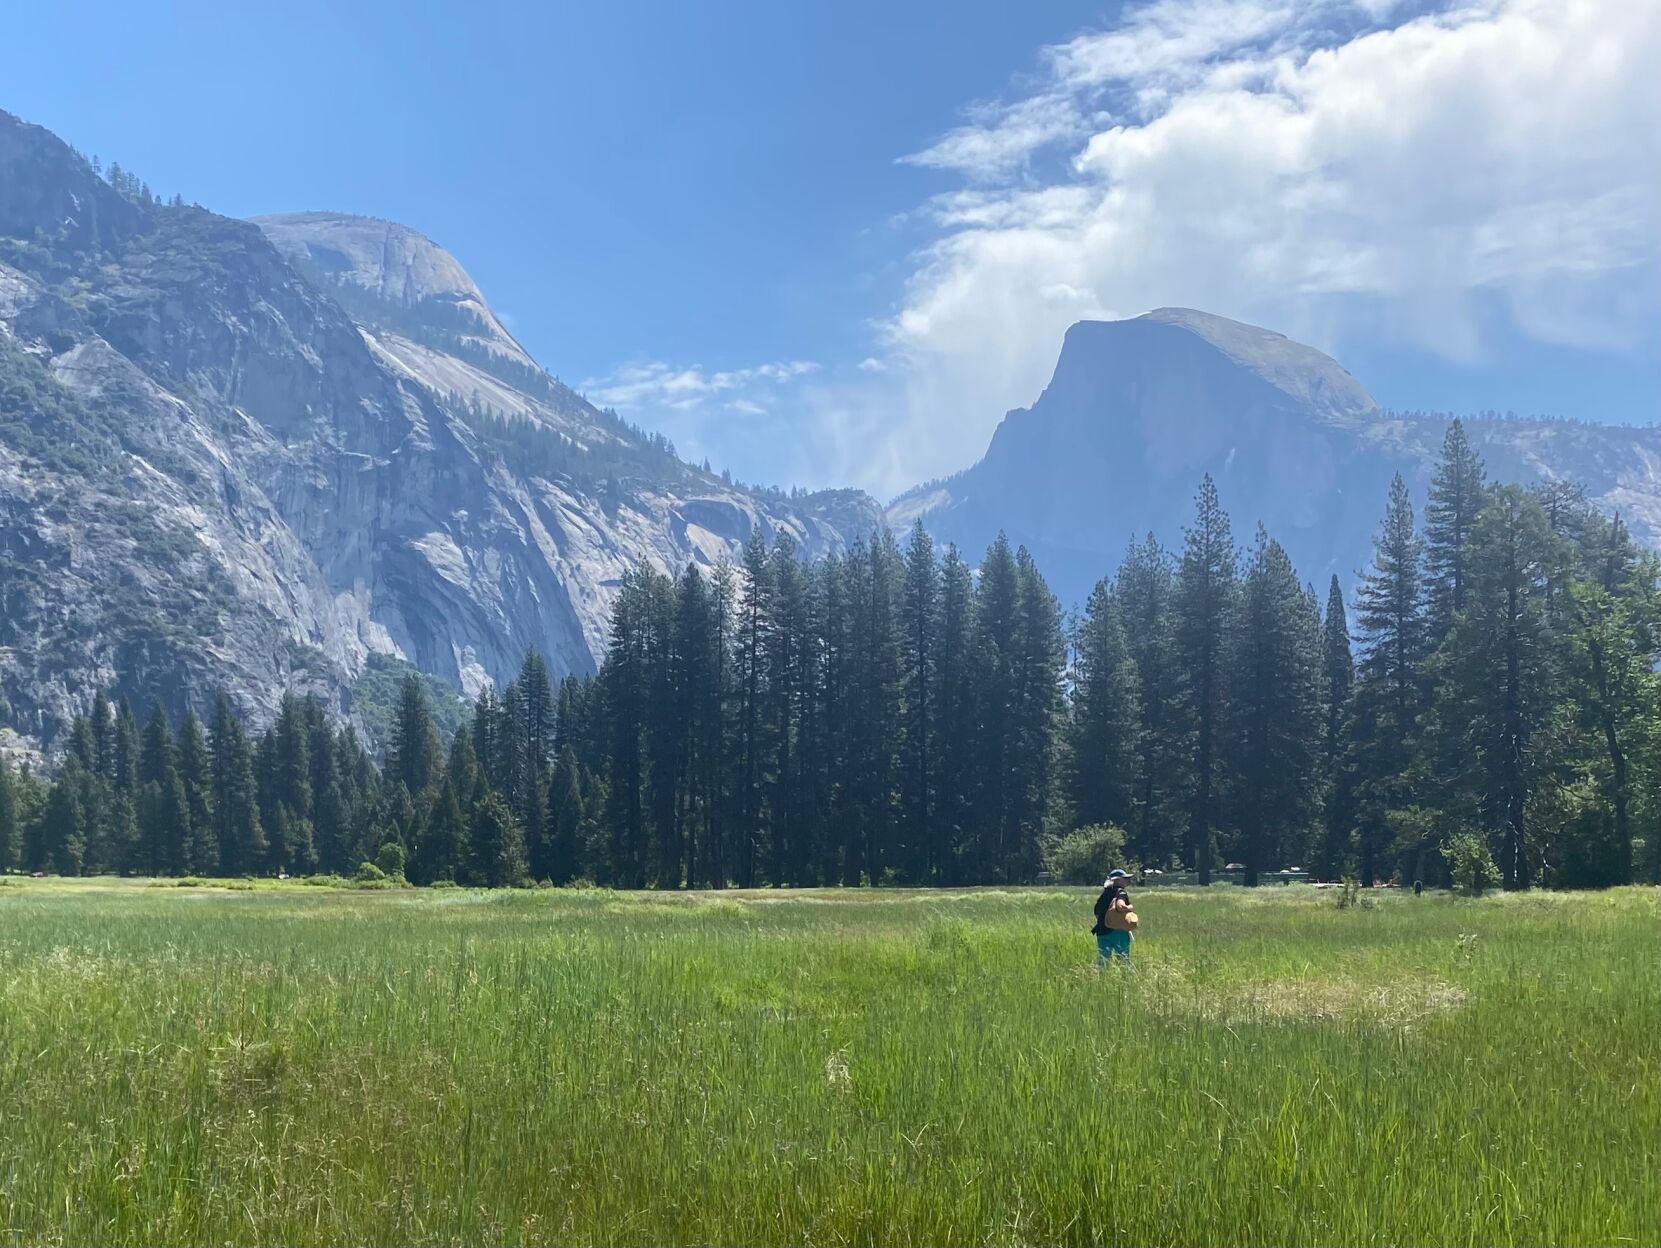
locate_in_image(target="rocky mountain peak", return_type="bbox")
[1048,309,1379,430]
[894,309,1661,609]
[254,211,533,369]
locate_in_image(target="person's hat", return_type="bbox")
[1106,868,1129,881]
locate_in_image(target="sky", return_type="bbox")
[5,0,1658,499]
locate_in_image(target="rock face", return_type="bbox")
[889,308,1661,607]
[0,112,880,751]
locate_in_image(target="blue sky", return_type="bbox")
[6,0,1657,497]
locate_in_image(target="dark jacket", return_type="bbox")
[1092,885,1130,935]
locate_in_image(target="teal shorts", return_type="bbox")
[1097,930,1132,962]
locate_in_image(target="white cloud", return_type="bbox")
[583,358,818,411]
[840,0,1661,498]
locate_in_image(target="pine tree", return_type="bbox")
[734,530,772,887]
[1349,475,1425,884]
[1318,576,1356,879]
[1432,487,1564,889]
[210,694,266,874]
[1559,515,1661,885]
[390,675,444,800]
[1068,579,1140,832]
[40,760,87,875]
[414,733,470,887]
[138,703,183,874]
[1007,546,1066,881]
[549,746,586,885]
[1424,420,1487,643]
[1115,534,1188,868]
[0,759,20,873]
[931,545,977,884]
[1226,530,1323,884]
[1173,476,1237,884]
[467,791,527,888]
[175,710,217,874]
[899,521,940,881]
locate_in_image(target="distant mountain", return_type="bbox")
[890,308,1661,607]
[0,112,880,752]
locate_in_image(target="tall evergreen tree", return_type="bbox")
[1115,534,1187,868]
[1432,487,1564,889]
[1173,476,1237,884]
[1349,475,1426,884]
[734,529,773,887]
[467,791,527,888]
[389,675,444,800]
[932,545,977,883]
[1318,576,1356,879]
[175,709,217,874]
[1559,515,1661,885]
[1226,530,1323,884]
[1424,419,1487,643]
[1069,579,1140,832]
[0,759,20,873]
[210,694,266,874]
[137,703,190,875]
[899,521,940,881]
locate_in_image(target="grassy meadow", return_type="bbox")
[0,878,1654,1246]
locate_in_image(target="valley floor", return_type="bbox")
[0,880,1654,1245]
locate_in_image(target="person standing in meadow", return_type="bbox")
[1092,868,1136,965]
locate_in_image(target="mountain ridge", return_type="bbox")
[890,309,1661,603]
[0,109,882,754]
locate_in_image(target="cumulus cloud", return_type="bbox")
[847,0,1661,498]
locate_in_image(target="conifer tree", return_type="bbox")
[210,694,266,874]
[175,709,217,874]
[40,759,87,875]
[549,746,586,885]
[390,675,444,799]
[0,760,21,873]
[1226,530,1323,884]
[1173,476,1237,883]
[734,529,772,886]
[931,545,977,883]
[1349,475,1425,884]
[899,521,940,881]
[1432,487,1563,889]
[1069,579,1140,832]
[1318,576,1355,879]
[1424,419,1487,643]
[1115,534,1187,867]
[467,791,527,888]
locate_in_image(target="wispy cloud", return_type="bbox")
[583,359,818,412]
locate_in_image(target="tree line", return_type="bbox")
[3,422,1656,889]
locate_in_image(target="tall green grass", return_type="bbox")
[0,880,1654,1245]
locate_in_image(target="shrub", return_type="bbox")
[375,841,408,880]
[354,861,387,883]
[1444,830,1499,896]
[1043,825,1128,885]
[429,879,461,890]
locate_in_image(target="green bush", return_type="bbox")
[1042,825,1128,885]
[1444,830,1499,896]
[375,841,408,880]
[354,861,387,883]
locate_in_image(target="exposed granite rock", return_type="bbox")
[890,308,1661,608]
[0,112,882,752]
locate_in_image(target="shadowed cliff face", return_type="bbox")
[890,309,1661,607]
[0,112,881,752]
